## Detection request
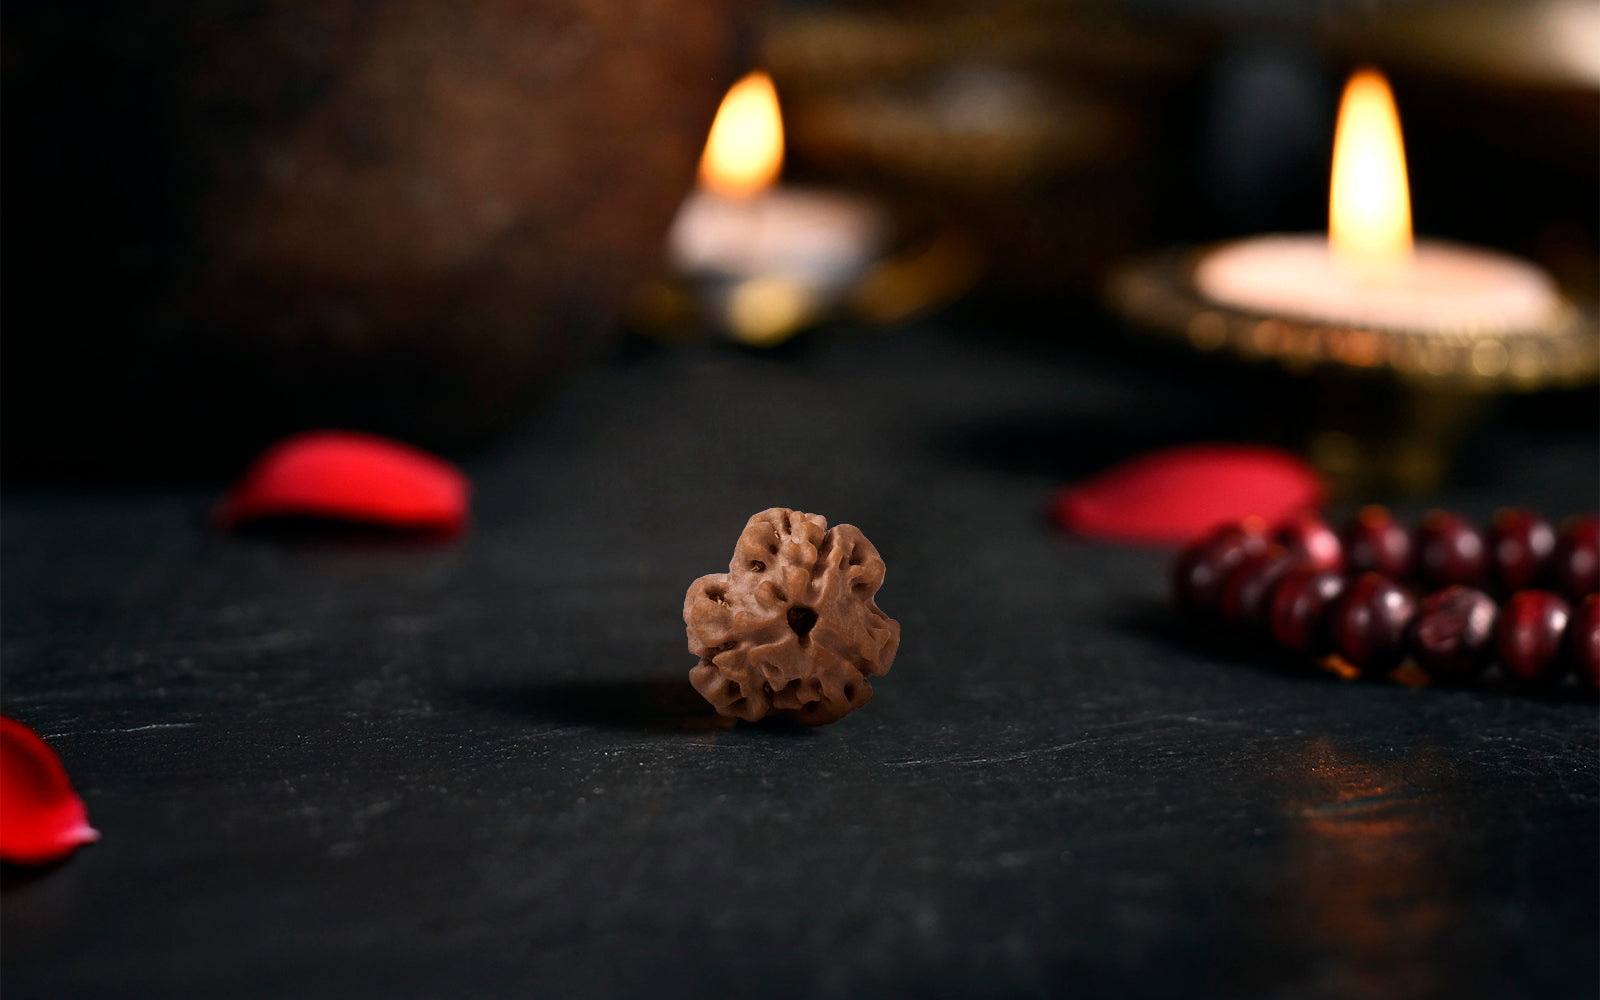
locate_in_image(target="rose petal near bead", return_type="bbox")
[214,430,470,532]
[0,716,100,866]
[1053,444,1324,544]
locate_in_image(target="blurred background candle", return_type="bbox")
[1193,69,1564,335]
[666,71,890,346]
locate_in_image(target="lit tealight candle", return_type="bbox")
[667,71,889,345]
[1194,68,1563,335]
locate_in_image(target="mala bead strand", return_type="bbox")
[1171,507,1598,690]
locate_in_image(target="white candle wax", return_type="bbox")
[1193,234,1562,334]
[667,188,888,292]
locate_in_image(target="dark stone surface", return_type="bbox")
[3,315,1597,998]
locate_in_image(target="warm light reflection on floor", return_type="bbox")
[1272,738,1458,1000]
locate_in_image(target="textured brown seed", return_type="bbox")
[684,509,899,725]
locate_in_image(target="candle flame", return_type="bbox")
[1329,68,1412,272]
[699,71,784,199]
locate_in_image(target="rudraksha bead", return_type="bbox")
[1409,586,1497,681]
[684,508,899,725]
[1495,590,1571,684]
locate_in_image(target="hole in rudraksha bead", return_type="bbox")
[787,605,818,642]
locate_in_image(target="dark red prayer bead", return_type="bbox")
[1342,506,1413,578]
[1567,595,1600,691]
[1219,547,1301,630]
[1415,510,1486,589]
[1495,590,1571,683]
[1273,510,1343,573]
[1487,508,1556,593]
[1552,515,1599,600]
[1409,586,1497,681]
[1329,573,1418,674]
[1172,524,1267,614]
[1269,567,1347,654]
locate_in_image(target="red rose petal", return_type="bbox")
[215,430,470,532]
[1,716,99,865]
[1053,444,1325,545]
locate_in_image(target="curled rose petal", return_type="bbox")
[1,716,99,865]
[1052,444,1325,545]
[215,430,470,532]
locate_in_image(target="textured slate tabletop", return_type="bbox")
[3,314,1597,998]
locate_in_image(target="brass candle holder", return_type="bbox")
[1107,246,1598,496]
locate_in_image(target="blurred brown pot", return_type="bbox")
[3,0,749,479]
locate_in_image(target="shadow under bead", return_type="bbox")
[683,509,900,725]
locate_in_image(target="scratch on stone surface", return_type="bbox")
[883,714,1229,768]
[44,722,198,738]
